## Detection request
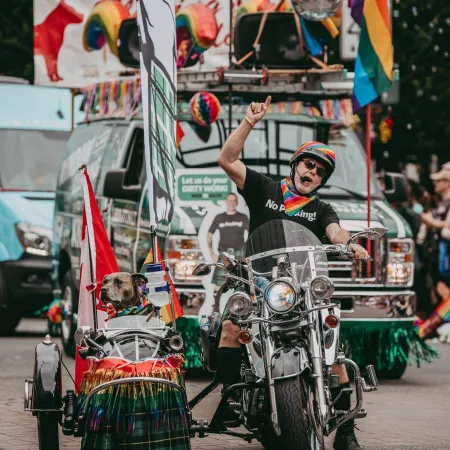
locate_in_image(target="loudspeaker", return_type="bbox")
[234,12,324,69]
[118,18,140,68]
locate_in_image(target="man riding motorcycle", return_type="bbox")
[214,96,370,450]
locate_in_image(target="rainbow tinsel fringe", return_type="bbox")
[78,354,188,438]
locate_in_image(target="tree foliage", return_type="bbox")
[0,1,34,82]
[390,0,450,166]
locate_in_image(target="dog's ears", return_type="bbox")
[132,273,148,287]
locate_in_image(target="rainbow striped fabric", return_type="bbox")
[281,178,315,216]
[351,0,393,112]
[290,141,336,166]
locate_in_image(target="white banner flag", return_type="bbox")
[137,0,177,234]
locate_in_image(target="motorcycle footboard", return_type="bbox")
[208,382,262,433]
[328,358,376,434]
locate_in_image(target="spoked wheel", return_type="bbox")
[303,379,325,450]
[61,271,77,358]
[37,412,60,450]
[274,376,324,450]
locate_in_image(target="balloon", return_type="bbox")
[290,0,342,21]
[190,92,221,127]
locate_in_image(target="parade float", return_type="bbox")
[44,0,438,380]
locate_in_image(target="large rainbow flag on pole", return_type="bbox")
[351,0,393,112]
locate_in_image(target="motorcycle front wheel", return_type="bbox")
[273,376,324,450]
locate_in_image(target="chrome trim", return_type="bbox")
[78,377,188,419]
[24,379,33,411]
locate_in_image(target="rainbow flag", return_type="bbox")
[351,0,393,112]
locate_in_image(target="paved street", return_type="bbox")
[1,318,449,450]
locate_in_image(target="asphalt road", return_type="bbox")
[0,318,449,450]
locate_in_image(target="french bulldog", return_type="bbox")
[100,272,148,311]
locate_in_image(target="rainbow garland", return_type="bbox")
[267,99,356,126]
[78,354,190,447]
[82,79,356,126]
[280,178,315,216]
[82,77,142,121]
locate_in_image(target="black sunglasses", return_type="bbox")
[302,159,327,178]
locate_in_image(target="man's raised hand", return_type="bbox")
[246,95,272,123]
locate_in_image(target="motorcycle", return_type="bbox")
[193,219,386,449]
[24,220,385,450]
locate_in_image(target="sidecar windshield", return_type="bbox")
[242,219,328,286]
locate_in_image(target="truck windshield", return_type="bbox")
[176,115,383,199]
[0,84,83,192]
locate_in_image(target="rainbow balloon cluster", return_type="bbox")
[176,3,218,68]
[83,0,131,57]
[190,91,221,127]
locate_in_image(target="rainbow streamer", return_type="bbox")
[176,4,218,54]
[81,77,142,121]
[280,178,315,216]
[436,295,450,322]
[82,0,130,57]
[351,0,393,112]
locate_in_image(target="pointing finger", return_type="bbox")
[265,95,272,106]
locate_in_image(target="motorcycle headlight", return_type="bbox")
[310,276,334,300]
[387,239,414,287]
[264,280,297,313]
[227,292,253,317]
[15,222,52,257]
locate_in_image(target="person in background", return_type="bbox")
[207,192,249,312]
[421,167,450,317]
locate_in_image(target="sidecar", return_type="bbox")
[25,315,191,450]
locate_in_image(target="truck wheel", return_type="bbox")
[377,360,408,379]
[37,412,59,450]
[61,271,76,358]
[0,268,21,335]
[274,377,324,450]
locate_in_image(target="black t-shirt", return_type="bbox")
[208,211,249,251]
[237,167,339,240]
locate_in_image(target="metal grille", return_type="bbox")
[328,237,385,287]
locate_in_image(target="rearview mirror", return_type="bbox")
[367,226,388,239]
[346,226,389,245]
[381,172,409,204]
[103,169,142,202]
[193,263,211,276]
[74,326,95,347]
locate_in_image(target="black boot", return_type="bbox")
[333,419,360,450]
[210,347,243,430]
[332,382,361,450]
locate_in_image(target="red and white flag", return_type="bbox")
[75,165,119,388]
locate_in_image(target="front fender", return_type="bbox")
[32,339,63,410]
[271,346,310,380]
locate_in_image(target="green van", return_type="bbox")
[52,84,417,378]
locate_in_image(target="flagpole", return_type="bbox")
[150,225,177,329]
[366,103,372,274]
[87,225,98,333]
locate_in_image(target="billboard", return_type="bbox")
[33,0,243,87]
